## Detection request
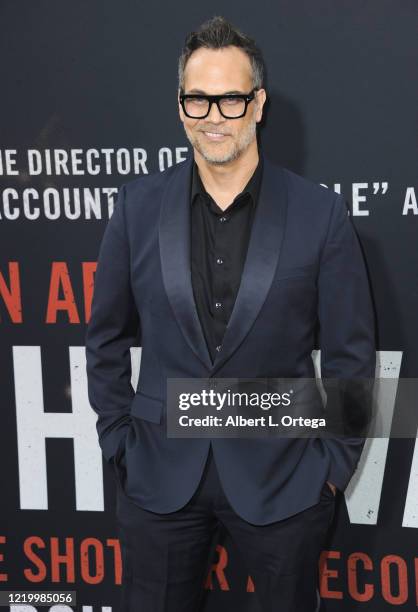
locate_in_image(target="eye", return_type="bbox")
[221,97,241,106]
[192,97,207,105]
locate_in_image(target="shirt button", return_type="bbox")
[219,216,228,222]
[215,344,222,352]
[215,302,222,308]
[216,257,224,265]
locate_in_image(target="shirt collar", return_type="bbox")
[191,153,264,211]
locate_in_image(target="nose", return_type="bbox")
[206,100,225,123]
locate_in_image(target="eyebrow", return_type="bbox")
[187,89,247,95]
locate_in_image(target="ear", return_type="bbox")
[255,88,267,123]
[178,89,185,124]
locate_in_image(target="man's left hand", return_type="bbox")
[326,481,337,496]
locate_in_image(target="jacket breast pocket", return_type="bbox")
[130,391,163,424]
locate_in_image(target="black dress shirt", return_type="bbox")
[190,155,263,363]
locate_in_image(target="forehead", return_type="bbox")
[183,46,253,93]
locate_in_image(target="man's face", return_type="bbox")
[178,46,266,165]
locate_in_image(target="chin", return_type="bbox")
[202,154,234,165]
[198,144,240,165]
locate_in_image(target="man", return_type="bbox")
[85,15,376,612]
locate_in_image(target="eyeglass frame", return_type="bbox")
[179,88,258,119]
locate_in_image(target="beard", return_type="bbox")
[183,110,258,165]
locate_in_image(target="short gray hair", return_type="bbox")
[178,16,265,92]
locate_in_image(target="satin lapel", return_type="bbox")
[159,157,213,370]
[210,155,288,374]
[158,154,288,374]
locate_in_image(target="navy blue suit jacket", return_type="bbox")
[85,152,376,524]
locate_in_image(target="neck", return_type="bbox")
[194,140,259,207]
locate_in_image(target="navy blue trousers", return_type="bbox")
[114,445,335,612]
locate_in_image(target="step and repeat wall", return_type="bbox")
[1,2,417,611]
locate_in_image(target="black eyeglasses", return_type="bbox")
[179,89,257,119]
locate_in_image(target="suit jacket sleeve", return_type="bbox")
[85,184,141,463]
[318,193,376,491]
